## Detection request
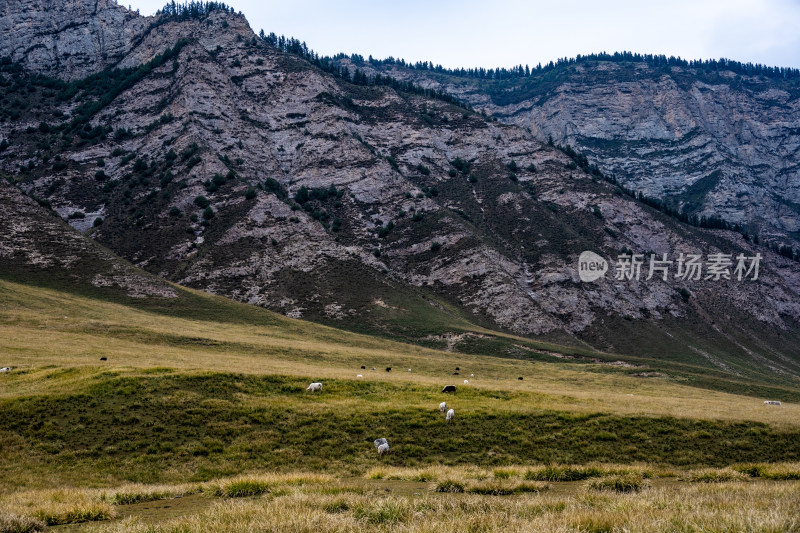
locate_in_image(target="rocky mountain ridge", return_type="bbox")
[1,0,799,379]
[350,58,800,248]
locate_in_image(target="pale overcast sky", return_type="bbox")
[122,0,800,70]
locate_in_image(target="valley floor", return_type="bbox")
[1,279,799,531]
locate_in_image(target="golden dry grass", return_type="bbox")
[3,281,800,530]
[1,468,799,531]
[0,488,116,526]
[71,479,800,532]
[1,280,798,431]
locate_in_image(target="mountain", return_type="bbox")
[1,1,799,382]
[0,0,150,80]
[0,177,179,299]
[346,56,800,249]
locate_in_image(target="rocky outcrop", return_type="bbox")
[0,0,150,80]
[0,179,177,298]
[360,61,800,248]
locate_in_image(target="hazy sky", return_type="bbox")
[122,0,800,70]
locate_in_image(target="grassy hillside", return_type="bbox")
[2,279,800,530]
[3,279,800,485]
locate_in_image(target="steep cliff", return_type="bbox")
[0,0,152,80]
[354,59,800,248]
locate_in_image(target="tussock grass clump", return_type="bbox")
[217,479,272,498]
[322,498,350,514]
[353,498,410,524]
[0,489,116,526]
[365,468,388,480]
[570,512,626,533]
[763,465,800,480]
[0,514,46,533]
[466,480,549,496]
[105,483,202,505]
[735,463,800,480]
[587,473,648,493]
[525,464,654,482]
[682,468,748,483]
[211,473,331,498]
[525,464,603,481]
[493,468,516,479]
[434,480,465,493]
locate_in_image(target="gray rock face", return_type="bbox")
[0,180,176,298]
[362,62,800,247]
[0,0,149,80]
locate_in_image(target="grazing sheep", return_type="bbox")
[306,382,322,392]
[518,377,524,381]
[372,367,376,371]
[408,369,412,372]
[764,400,782,406]
[453,372,460,375]
[441,385,457,393]
[374,438,390,456]
[439,401,447,413]
[357,374,363,378]
[445,409,455,423]
[100,357,107,361]
[386,367,392,372]
[470,374,474,377]
[455,367,460,371]
[361,365,366,369]
[463,380,469,385]
[0,367,10,373]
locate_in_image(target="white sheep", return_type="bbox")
[438,401,447,413]
[445,408,455,423]
[357,374,363,378]
[306,382,322,392]
[0,367,10,373]
[463,379,469,385]
[374,438,390,456]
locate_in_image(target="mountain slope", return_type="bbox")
[0,2,799,381]
[351,58,800,248]
[0,0,150,81]
[0,177,178,299]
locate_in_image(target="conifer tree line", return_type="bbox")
[369,51,800,82]
[156,1,237,18]
[554,141,800,261]
[155,3,798,82]
[256,31,471,109]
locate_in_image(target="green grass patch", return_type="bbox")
[587,473,648,493]
[434,480,465,493]
[1,372,800,488]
